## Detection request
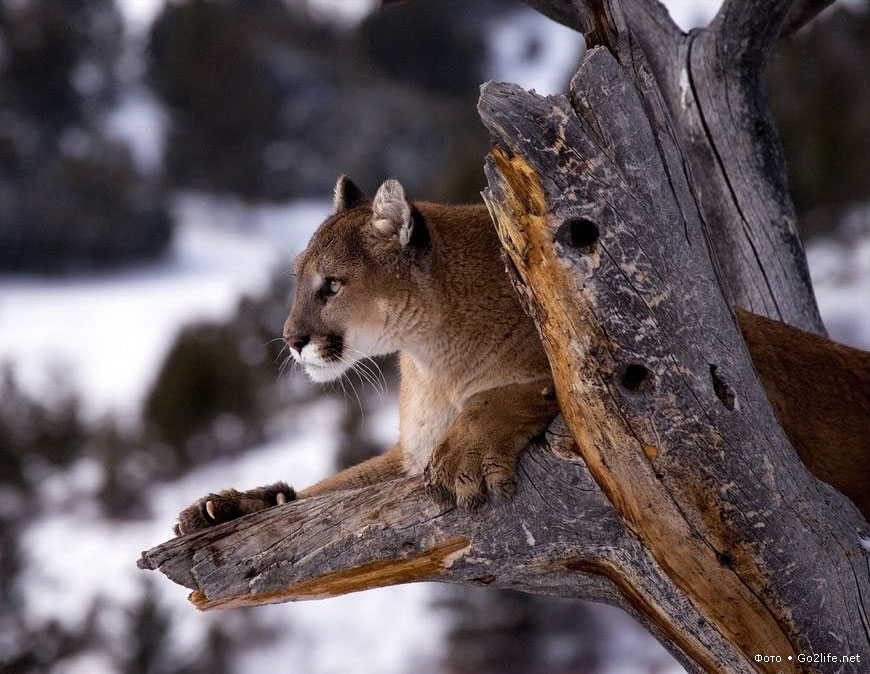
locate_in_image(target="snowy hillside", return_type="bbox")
[0,196,329,420]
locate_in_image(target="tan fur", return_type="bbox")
[174,179,870,533]
[298,446,406,498]
[736,308,870,518]
[283,181,556,508]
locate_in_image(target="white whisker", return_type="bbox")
[335,353,366,417]
[277,353,300,381]
[335,372,349,412]
[352,357,383,394]
[347,347,389,398]
[347,356,379,394]
[352,362,385,404]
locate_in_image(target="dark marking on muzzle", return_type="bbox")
[324,334,344,362]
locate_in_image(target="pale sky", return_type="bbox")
[114,0,726,32]
[114,0,864,33]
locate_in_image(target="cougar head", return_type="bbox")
[283,175,431,382]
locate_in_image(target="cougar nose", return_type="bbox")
[286,334,310,353]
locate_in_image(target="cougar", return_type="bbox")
[174,176,870,534]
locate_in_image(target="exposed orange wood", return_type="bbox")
[489,146,797,672]
[190,536,471,611]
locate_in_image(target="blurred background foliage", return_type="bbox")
[1,1,868,673]
[768,3,870,238]
[1,0,866,275]
[0,0,172,273]
[147,0,497,202]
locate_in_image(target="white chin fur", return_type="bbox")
[304,361,351,383]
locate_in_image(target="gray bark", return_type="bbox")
[521,0,829,333]
[477,37,870,669]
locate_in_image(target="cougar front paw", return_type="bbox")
[174,481,294,536]
[423,441,517,510]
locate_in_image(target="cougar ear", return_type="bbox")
[333,175,367,212]
[372,178,412,246]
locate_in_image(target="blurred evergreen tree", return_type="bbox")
[149,0,342,199]
[769,2,870,238]
[357,0,486,98]
[143,323,264,451]
[142,272,310,470]
[122,580,233,674]
[147,0,505,202]
[438,586,607,674]
[0,0,173,273]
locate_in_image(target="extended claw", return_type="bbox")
[276,492,287,505]
[205,500,216,520]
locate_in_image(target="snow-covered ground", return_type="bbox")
[0,195,330,421]
[806,205,870,349]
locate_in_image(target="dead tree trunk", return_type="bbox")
[523,0,827,334]
[139,1,870,672]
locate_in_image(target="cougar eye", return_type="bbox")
[324,278,343,296]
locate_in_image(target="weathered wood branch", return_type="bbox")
[681,0,826,332]
[140,420,745,672]
[138,425,624,611]
[712,0,804,64]
[517,0,679,39]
